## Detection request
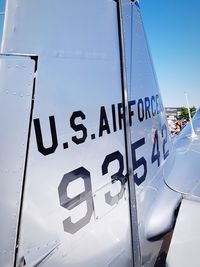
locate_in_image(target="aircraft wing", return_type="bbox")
[164,109,200,266]
[164,108,200,197]
[166,198,200,267]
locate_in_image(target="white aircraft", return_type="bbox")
[0,0,200,266]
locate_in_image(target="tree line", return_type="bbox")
[179,106,196,120]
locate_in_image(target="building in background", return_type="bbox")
[165,107,182,122]
[165,107,182,133]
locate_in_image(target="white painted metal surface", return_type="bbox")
[0,56,35,267]
[122,4,176,266]
[2,1,134,266]
[167,199,200,267]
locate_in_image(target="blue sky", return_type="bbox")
[0,0,5,44]
[0,0,5,12]
[140,0,200,108]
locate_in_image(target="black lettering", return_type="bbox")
[70,111,87,144]
[156,94,160,114]
[118,103,124,130]
[137,98,144,122]
[99,106,111,137]
[102,151,125,206]
[91,134,96,140]
[128,100,136,126]
[63,142,68,149]
[151,96,156,116]
[151,130,160,166]
[58,167,93,234]
[162,124,169,160]
[111,104,117,132]
[34,116,58,156]
[132,138,147,185]
[144,97,151,119]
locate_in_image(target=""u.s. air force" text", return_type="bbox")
[33,94,163,156]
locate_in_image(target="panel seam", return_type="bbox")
[14,56,38,267]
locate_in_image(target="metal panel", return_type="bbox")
[122,2,174,266]
[167,199,200,267]
[14,1,133,267]
[0,56,35,267]
[120,1,141,266]
[164,113,200,198]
